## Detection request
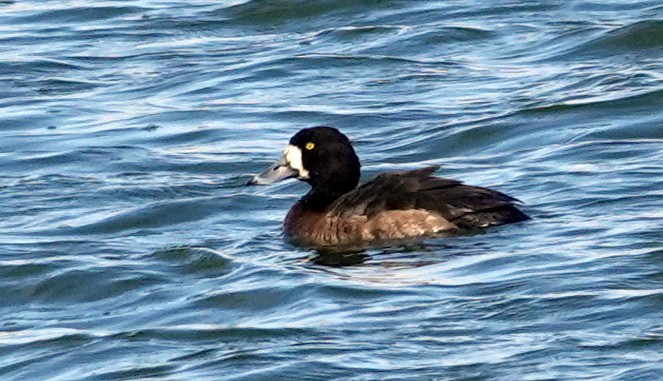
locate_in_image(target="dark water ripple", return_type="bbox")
[1,0,663,380]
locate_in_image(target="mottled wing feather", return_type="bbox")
[329,166,528,228]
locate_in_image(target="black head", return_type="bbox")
[249,126,361,197]
[289,126,360,193]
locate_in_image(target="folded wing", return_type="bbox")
[329,166,528,229]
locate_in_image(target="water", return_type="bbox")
[1,0,662,380]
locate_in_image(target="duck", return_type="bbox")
[248,126,529,247]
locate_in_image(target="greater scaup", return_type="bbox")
[248,126,528,246]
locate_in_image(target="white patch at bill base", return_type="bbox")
[284,144,310,179]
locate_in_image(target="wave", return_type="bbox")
[517,87,663,115]
[553,19,663,60]
[14,6,148,24]
[222,0,400,24]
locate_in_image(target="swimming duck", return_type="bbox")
[248,126,528,246]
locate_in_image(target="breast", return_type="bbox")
[285,204,457,246]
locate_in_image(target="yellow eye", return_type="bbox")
[305,142,315,150]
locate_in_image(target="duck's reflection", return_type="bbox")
[303,238,444,267]
[309,248,369,266]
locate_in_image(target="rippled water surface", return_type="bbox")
[2,1,663,380]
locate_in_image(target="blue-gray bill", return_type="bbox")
[247,154,298,185]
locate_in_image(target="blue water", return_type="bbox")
[1,1,662,380]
